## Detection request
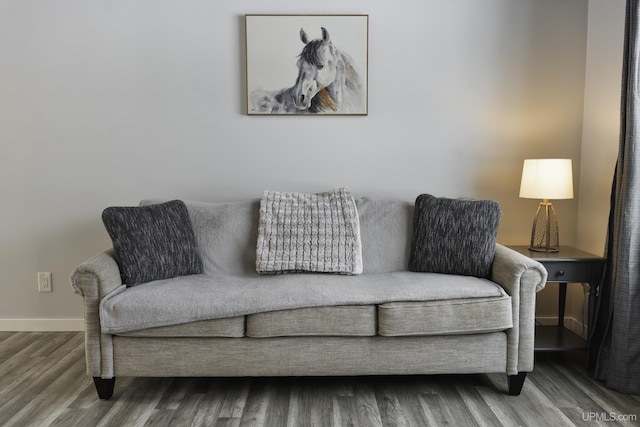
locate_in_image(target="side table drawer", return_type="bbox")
[543,262,594,283]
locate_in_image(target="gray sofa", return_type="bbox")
[71,196,547,400]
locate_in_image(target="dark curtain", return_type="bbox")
[588,0,640,395]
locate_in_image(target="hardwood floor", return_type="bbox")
[1,332,638,426]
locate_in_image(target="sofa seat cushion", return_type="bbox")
[378,295,513,337]
[247,305,375,337]
[115,316,245,338]
[100,272,508,334]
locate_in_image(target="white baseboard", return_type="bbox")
[0,319,84,332]
[536,316,587,339]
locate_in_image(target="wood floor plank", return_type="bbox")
[0,347,45,395]
[284,381,302,427]
[353,381,384,427]
[0,332,15,343]
[372,379,410,427]
[551,355,640,420]
[332,377,355,398]
[218,378,251,419]
[0,332,39,360]
[389,377,430,426]
[0,333,53,388]
[94,377,168,427]
[334,395,358,426]
[528,360,619,427]
[455,382,504,427]
[475,383,530,426]
[262,378,290,427]
[305,378,334,427]
[190,379,227,427]
[0,339,86,426]
[238,379,271,427]
[504,378,577,427]
[428,379,480,426]
[31,332,79,358]
[46,381,108,427]
[147,379,212,427]
[154,377,192,410]
[1,333,639,427]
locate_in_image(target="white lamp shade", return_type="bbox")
[519,159,574,200]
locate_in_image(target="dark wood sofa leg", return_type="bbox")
[93,377,116,400]
[507,372,527,396]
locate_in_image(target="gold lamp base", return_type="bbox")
[529,199,559,253]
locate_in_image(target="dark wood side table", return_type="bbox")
[507,246,604,352]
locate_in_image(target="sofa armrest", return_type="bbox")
[71,249,122,298]
[492,244,547,294]
[491,244,547,375]
[70,249,122,378]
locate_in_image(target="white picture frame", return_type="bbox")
[245,14,369,116]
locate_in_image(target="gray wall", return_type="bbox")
[0,0,610,328]
[578,1,625,255]
[564,0,624,328]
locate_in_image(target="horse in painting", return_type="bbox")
[250,27,364,114]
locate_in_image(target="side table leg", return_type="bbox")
[587,283,596,338]
[558,282,567,329]
[587,282,597,368]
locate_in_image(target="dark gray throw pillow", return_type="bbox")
[102,200,203,287]
[408,194,501,278]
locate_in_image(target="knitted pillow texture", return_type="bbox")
[102,200,203,287]
[409,194,501,278]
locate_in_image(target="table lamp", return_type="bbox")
[519,159,574,252]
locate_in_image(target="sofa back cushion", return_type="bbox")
[178,199,261,276]
[356,197,414,273]
[153,197,413,276]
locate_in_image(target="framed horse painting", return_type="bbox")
[245,14,369,116]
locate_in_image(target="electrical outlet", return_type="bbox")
[38,272,52,293]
